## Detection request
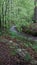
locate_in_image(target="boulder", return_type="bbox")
[21,23,37,36]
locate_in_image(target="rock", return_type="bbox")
[21,23,37,36]
[10,26,18,33]
[16,49,28,58]
[16,49,31,62]
[29,23,37,32]
[31,60,37,65]
[16,49,26,55]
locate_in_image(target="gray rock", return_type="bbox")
[31,60,37,65]
[16,49,28,57]
[10,26,18,33]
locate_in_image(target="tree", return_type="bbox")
[33,0,37,22]
[0,15,1,28]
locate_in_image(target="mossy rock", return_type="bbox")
[21,23,37,36]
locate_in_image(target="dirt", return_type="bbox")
[0,35,37,65]
[0,24,37,65]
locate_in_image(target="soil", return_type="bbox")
[0,35,37,65]
[0,25,37,65]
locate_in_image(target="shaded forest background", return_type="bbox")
[0,0,34,30]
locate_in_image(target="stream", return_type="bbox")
[10,26,37,41]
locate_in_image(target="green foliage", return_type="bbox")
[0,0,34,29]
[25,53,31,61]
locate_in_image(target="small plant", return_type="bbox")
[25,53,31,61]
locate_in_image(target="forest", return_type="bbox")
[0,0,37,65]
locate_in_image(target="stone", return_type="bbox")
[21,23,37,36]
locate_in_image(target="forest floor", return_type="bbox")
[0,33,37,65]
